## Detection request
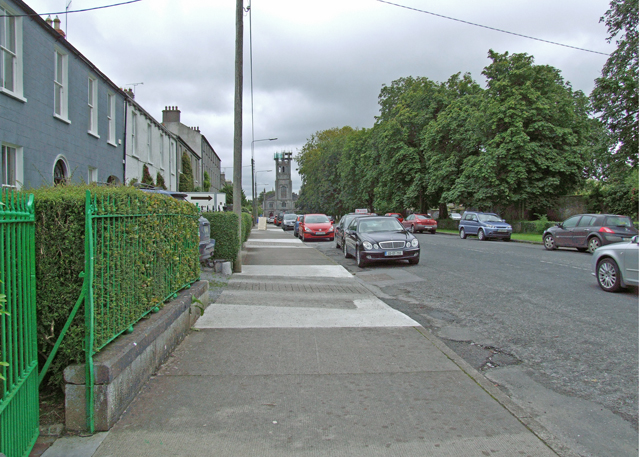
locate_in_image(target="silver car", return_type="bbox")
[591,236,639,292]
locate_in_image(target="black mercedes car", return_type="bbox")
[343,216,420,267]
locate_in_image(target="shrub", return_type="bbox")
[142,165,154,185]
[242,212,252,242]
[179,152,194,192]
[31,184,199,388]
[203,211,239,262]
[156,172,166,190]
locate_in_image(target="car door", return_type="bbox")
[403,214,414,230]
[465,213,479,235]
[345,218,359,256]
[555,215,581,247]
[572,215,597,248]
[624,245,639,285]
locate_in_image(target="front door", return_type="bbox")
[555,215,581,247]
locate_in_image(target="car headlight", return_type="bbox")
[486,224,496,229]
[373,243,379,250]
[411,239,419,247]
[328,226,334,232]
[363,241,373,250]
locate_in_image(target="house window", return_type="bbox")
[53,157,68,185]
[54,49,68,120]
[146,123,152,163]
[88,166,98,183]
[88,76,98,136]
[170,141,176,177]
[159,134,165,170]
[107,93,116,144]
[0,6,23,99]
[1,144,16,188]
[131,112,137,156]
[280,185,287,199]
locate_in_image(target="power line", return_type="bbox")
[1,0,142,18]
[376,0,611,56]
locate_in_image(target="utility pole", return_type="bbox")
[233,0,243,273]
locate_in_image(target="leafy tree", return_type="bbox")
[141,164,154,186]
[203,171,211,191]
[337,127,376,212]
[179,152,194,192]
[591,0,639,169]
[444,51,590,216]
[221,182,247,207]
[156,171,167,190]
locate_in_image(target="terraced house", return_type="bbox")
[0,0,128,188]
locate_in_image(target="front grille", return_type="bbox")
[379,241,405,249]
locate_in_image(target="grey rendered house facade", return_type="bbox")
[1,0,126,190]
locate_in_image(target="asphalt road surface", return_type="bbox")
[305,230,638,457]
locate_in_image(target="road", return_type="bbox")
[302,230,639,457]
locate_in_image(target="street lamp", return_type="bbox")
[251,137,277,221]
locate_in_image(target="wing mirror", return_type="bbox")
[632,235,638,244]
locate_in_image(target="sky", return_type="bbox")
[25,0,615,198]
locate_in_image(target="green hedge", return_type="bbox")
[242,212,252,243]
[31,184,199,388]
[203,211,239,261]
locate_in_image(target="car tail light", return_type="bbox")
[599,226,615,234]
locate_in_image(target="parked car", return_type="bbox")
[402,213,437,234]
[385,213,404,223]
[282,213,297,231]
[591,236,639,292]
[335,213,375,249]
[267,216,274,224]
[299,214,334,242]
[543,214,638,253]
[450,212,461,220]
[138,186,215,266]
[294,215,304,237]
[458,211,512,241]
[343,216,420,267]
[275,212,284,226]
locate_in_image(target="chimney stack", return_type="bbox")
[162,106,181,124]
[52,16,65,38]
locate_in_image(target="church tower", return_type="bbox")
[274,152,294,211]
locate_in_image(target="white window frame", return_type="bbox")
[146,123,152,164]
[1,143,23,190]
[131,112,138,157]
[170,140,176,177]
[88,166,98,183]
[0,5,24,101]
[53,48,69,121]
[88,76,99,137]
[107,92,116,145]
[159,134,165,170]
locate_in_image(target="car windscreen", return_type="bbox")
[478,214,502,222]
[605,216,634,228]
[305,215,329,223]
[415,215,429,220]
[358,218,403,233]
[283,214,297,221]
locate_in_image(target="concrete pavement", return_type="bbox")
[42,225,570,456]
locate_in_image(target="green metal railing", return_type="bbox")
[0,192,38,457]
[39,190,199,432]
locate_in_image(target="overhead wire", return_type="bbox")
[1,0,142,18]
[376,0,611,56]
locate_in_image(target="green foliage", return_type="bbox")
[220,183,248,207]
[156,172,167,190]
[32,184,199,389]
[591,0,639,168]
[202,211,239,261]
[142,164,154,185]
[179,152,194,192]
[585,167,639,219]
[203,171,211,191]
[242,212,252,242]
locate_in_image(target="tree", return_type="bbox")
[141,164,154,186]
[444,51,590,216]
[156,171,167,190]
[179,152,194,192]
[203,171,211,192]
[591,0,639,169]
[221,182,247,207]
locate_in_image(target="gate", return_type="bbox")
[0,192,38,457]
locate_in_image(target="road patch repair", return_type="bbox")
[45,225,572,456]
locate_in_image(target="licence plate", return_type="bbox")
[498,229,507,233]
[316,232,325,235]
[385,251,402,256]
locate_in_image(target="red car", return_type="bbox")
[385,213,404,223]
[299,214,334,242]
[402,214,437,234]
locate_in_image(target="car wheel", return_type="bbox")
[343,241,351,258]
[504,236,511,242]
[478,229,486,241]
[543,234,556,250]
[597,257,621,292]
[587,237,601,254]
[411,225,416,233]
[356,247,367,268]
[459,228,467,239]
[336,237,341,249]
[431,230,436,234]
